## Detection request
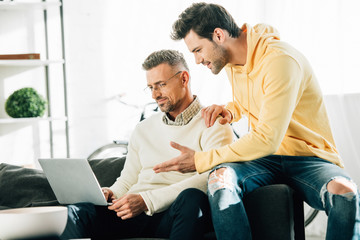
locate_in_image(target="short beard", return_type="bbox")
[157,97,177,113]
[159,102,175,113]
[211,43,229,75]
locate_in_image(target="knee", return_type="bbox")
[67,202,96,221]
[179,188,207,201]
[176,188,208,208]
[173,189,209,218]
[327,177,358,196]
[208,167,236,197]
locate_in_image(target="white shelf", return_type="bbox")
[0,59,64,67]
[0,59,65,77]
[0,2,61,10]
[0,116,67,124]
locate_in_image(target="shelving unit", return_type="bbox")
[0,117,67,124]
[0,2,61,10]
[0,0,69,161]
[0,59,64,66]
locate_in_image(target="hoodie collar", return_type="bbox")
[227,23,280,74]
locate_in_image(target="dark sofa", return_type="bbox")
[0,157,305,240]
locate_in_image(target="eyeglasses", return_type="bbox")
[144,71,182,94]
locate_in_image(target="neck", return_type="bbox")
[167,93,194,120]
[228,30,247,65]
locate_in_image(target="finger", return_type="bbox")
[219,114,231,124]
[201,108,206,119]
[102,191,109,200]
[170,141,187,152]
[223,108,232,121]
[219,118,229,125]
[120,213,133,220]
[209,107,221,127]
[153,159,178,173]
[117,209,130,218]
[108,198,121,210]
[201,107,211,127]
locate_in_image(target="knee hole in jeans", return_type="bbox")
[327,177,357,195]
[320,177,358,207]
[208,167,235,196]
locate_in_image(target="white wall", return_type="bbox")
[1,0,360,238]
[2,0,360,164]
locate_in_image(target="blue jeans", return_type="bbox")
[208,155,360,240]
[60,188,211,240]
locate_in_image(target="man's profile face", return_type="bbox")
[184,30,229,75]
[146,63,185,114]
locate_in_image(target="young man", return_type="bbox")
[153,3,360,240]
[60,49,233,240]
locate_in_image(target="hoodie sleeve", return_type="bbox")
[139,120,234,215]
[194,55,303,173]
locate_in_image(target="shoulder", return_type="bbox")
[132,112,163,136]
[211,118,233,133]
[136,112,163,127]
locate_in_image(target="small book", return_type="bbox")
[0,53,40,60]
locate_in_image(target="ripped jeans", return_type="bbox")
[207,155,360,240]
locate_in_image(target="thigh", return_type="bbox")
[283,156,352,209]
[152,188,211,238]
[210,155,284,196]
[92,206,154,239]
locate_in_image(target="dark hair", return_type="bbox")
[142,49,189,71]
[171,2,241,41]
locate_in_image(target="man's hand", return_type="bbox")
[153,141,196,173]
[102,188,115,202]
[201,104,232,127]
[108,194,148,220]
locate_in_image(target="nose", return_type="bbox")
[194,53,203,65]
[152,88,161,99]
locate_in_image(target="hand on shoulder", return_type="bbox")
[201,104,232,127]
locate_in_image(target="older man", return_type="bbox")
[60,49,233,240]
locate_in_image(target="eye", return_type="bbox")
[159,83,167,88]
[196,49,201,53]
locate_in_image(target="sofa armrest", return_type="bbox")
[243,184,305,240]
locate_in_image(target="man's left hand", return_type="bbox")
[108,194,147,220]
[153,141,196,173]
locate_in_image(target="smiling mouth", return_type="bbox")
[203,61,211,69]
[157,98,167,105]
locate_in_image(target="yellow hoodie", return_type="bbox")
[194,23,343,173]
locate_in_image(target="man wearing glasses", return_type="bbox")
[61,49,233,240]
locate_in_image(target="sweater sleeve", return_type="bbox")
[195,55,303,173]
[140,171,209,216]
[109,131,142,198]
[140,120,233,215]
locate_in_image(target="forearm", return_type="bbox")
[140,171,209,215]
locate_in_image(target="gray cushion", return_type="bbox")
[0,157,126,209]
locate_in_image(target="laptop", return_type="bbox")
[39,158,111,206]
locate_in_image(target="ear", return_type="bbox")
[181,71,190,87]
[212,28,226,44]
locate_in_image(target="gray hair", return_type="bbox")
[142,49,189,71]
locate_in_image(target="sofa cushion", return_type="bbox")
[89,156,125,187]
[0,157,126,209]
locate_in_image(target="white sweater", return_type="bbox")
[109,111,233,215]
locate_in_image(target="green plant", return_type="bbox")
[5,87,47,118]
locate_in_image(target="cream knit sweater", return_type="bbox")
[109,111,233,215]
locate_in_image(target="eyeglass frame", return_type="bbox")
[144,71,183,93]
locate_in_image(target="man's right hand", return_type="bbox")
[102,188,115,201]
[201,104,232,127]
